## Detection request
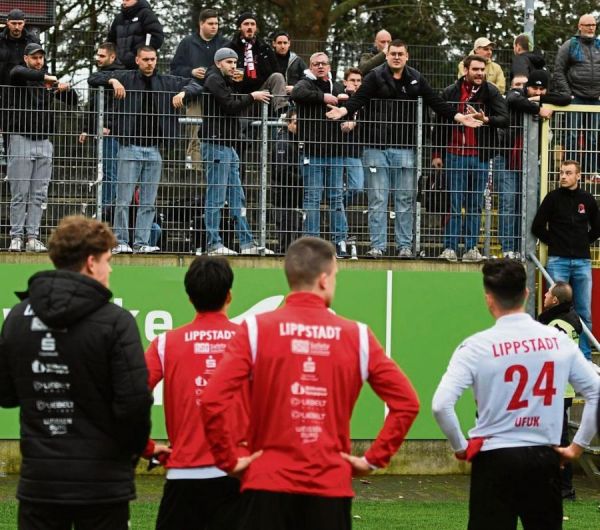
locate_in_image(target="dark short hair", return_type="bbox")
[344,67,362,80]
[136,45,157,56]
[272,30,289,41]
[388,39,408,52]
[199,8,219,23]
[48,216,116,271]
[514,34,531,51]
[551,281,573,304]
[561,160,581,173]
[482,259,527,310]
[98,42,116,55]
[463,54,487,68]
[185,256,234,312]
[284,237,335,289]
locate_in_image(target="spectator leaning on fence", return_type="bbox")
[7,43,79,253]
[88,45,202,254]
[531,159,600,361]
[457,37,506,95]
[327,40,482,259]
[504,70,570,259]
[227,12,287,113]
[553,14,600,174]
[292,52,350,258]
[358,29,392,75]
[201,47,274,256]
[79,42,125,224]
[433,54,509,263]
[511,33,546,80]
[107,0,164,70]
[271,30,307,94]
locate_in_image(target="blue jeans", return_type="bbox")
[444,153,488,251]
[362,148,415,250]
[114,145,162,247]
[546,256,592,359]
[102,136,119,207]
[566,98,600,173]
[344,156,364,205]
[302,155,347,243]
[202,142,255,251]
[493,155,521,253]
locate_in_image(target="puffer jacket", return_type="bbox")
[0,270,153,504]
[553,35,600,99]
[107,0,164,69]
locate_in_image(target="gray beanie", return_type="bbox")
[214,48,238,63]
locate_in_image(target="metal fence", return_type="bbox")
[0,82,552,260]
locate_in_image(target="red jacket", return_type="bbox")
[201,292,420,497]
[145,311,249,469]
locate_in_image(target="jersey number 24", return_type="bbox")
[504,361,557,411]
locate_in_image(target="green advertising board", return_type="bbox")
[0,262,492,440]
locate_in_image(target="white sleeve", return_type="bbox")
[432,342,475,452]
[569,351,600,448]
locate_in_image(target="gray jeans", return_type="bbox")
[7,134,53,239]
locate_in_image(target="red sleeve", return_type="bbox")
[201,321,253,472]
[363,329,420,468]
[144,337,164,390]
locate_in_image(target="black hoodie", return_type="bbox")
[511,50,546,80]
[0,270,152,504]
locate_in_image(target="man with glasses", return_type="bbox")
[554,14,600,174]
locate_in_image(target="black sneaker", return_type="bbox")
[336,241,348,259]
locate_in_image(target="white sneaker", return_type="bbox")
[208,246,238,256]
[462,247,484,263]
[8,238,22,251]
[366,248,384,259]
[112,243,133,254]
[502,251,521,260]
[134,245,160,253]
[25,238,47,252]
[439,248,458,262]
[240,245,275,256]
[398,247,413,259]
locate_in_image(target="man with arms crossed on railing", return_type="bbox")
[433,259,600,530]
[88,45,202,254]
[532,159,600,361]
[201,236,419,530]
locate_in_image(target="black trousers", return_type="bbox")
[155,476,241,530]
[18,500,129,530]
[237,490,352,530]
[468,446,562,530]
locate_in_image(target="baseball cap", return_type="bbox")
[214,47,238,62]
[527,69,549,89]
[7,8,25,21]
[24,43,44,56]
[473,37,495,49]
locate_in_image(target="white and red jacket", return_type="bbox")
[145,311,249,474]
[201,292,420,497]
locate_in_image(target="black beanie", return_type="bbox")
[236,12,256,27]
[527,69,549,89]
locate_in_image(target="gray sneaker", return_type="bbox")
[462,247,484,263]
[398,247,413,259]
[439,248,458,262]
[8,238,22,252]
[366,248,384,259]
[25,238,47,252]
[134,245,160,253]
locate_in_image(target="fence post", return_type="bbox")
[95,87,105,221]
[259,101,269,253]
[523,114,539,317]
[415,97,423,256]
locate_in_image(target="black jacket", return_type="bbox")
[170,32,228,78]
[0,27,39,85]
[538,301,583,343]
[84,61,126,134]
[433,78,509,161]
[0,270,153,504]
[275,51,307,86]
[227,34,278,93]
[7,66,79,139]
[532,186,600,258]
[201,65,255,147]
[343,63,457,149]
[510,51,546,80]
[107,0,164,69]
[88,69,202,146]
[291,74,345,156]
